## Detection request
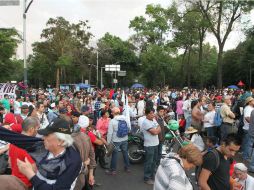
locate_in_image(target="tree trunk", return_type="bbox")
[56,67,60,89]
[198,29,205,88]
[217,45,223,88]
[187,47,191,88]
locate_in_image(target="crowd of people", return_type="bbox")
[0,86,254,190]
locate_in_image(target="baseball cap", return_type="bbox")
[38,118,71,135]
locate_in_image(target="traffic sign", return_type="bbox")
[118,71,126,76]
[0,0,19,6]
[105,65,120,71]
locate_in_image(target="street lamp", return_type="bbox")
[23,0,34,87]
[95,47,113,87]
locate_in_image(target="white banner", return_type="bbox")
[0,83,17,99]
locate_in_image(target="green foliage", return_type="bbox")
[28,17,93,87]
[97,33,138,87]
[0,28,22,82]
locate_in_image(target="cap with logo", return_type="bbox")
[37,117,71,135]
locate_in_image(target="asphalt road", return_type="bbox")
[94,155,199,190]
[94,155,153,190]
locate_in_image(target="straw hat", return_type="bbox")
[185,127,198,134]
[245,96,254,105]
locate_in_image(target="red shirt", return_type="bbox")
[9,144,35,187]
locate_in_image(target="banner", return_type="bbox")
[0,83,17,99]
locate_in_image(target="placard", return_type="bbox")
[0,83,17,99]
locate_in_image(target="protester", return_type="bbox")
[183,93,192,129]
[154,144,203,190]
[1,94,10,113]
[203,101,216,137]
[248,109,254,173]
[232,163,254,190]
[71,112,96,190]
[9,117,39,188]
[198,133,242,190]
[191,97,206,133]
[141,107,161,185]
[35,101,49,129]
[155,106,166,165]
[16,117,83,190]
[220,96,235,141]
[96,110,110,139]
[242,96,254,160]
[106,107,130,175]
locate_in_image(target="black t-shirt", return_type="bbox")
[202,149,230,190]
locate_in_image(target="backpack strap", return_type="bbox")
[167,156,195,189]
[167,156,181,164]
[209,149,220,173]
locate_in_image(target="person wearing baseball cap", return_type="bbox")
[16,117,83,190]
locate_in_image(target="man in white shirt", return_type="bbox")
[137,96,145,116]
[242,96,254,160]
[203,102,216,137]
[183,94,192,129]
[13,96,22,115]
[141,107,161,185]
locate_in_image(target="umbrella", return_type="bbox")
[227,85,239,89]
[131,83,144,89]
[237,80,245,86]
[78,83,90,89]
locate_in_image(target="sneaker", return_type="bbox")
[105,169,116,175]
[144,179,154,185]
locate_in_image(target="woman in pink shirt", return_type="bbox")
[176,96,184,120]
[96,110,110,139]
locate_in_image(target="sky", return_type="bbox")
[0,0,253,58]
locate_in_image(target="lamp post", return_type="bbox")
[23,0,33,87]
[101,67,105,89]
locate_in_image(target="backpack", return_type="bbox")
[116,120,129,138]
[214,109,222,127]
[195,149,220,183]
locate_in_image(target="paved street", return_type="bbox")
[93,152,254,190]
[95,156,153,190]
[94,155,198,190]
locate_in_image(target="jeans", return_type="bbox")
[206,127,215,137]
[248,136,254,171]
[184,111,192,129]
[220,123,231,142]
[144,145,158,181]
[157,142,163,166]
[110,141,130,171]
[242,130,250,160]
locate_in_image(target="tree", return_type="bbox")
[196,0,254,88]
[28,17,92,88]
[129,4,171,52]
[0,28,22,82]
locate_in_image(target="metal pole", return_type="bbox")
[96,51,99,87]
[101,67,103,89]
[23,0,27,86]
[250,62,252,89]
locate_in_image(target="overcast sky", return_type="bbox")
[0,0,253,58]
